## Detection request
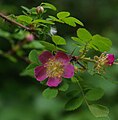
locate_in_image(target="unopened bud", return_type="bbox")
[74,66,79,73]
[94,56,99,61]
[106,54,115,65]
[36,6,44,14]
[26,33,34,42]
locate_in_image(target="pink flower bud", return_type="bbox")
[106,54,115,65]
[26,34,34,42]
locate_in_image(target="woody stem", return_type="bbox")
[0,12,33,31]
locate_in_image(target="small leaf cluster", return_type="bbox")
[72,28,112,52]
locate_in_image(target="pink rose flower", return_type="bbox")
[106,54,115,65]
[34,51,74,87]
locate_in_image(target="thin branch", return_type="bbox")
[76,61,86,70]
[75,78,89,107]
[0,12,33,31]
[82,57,96,63]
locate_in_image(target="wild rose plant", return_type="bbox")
[0,2,117,119]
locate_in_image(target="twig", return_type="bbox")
[82,57,96,63]
[0,12,33,31]
[75,78,89,107]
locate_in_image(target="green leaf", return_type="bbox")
[90,34,112,52]
[41,3,57,11]
[71,37,85,45]
[56,46,66,52]
[5,54,17,63]
[17,15,32,24]
[28,50,39,64]
[71,76,78,83]
[58,82,69,91]
[32,19,54,24]
[21,6,30,13]
[77,28,92,42]
[20,63,38,77]
[42,88,58,99]
[57,11,70,19]
[62,17,76,27]
[40,41,56,51]
[0,29,10,38]
[86,88,104,101]
[20,68,34,77]
[65,97,83,111]
[89,104,109,117]
[62,17,83,27]
[30,7,37,15]
[26,63,38,70]
[69,17,84,26]
[52,35,66,45]
[13,30,26,40]
[49,16,64,23]
[66,90,80,98]
[23,41,44,49]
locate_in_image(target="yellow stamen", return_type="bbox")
[45,57,64,78]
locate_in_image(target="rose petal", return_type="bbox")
[63,64,74,78]
[55,51,70,64]
[47,77,62,87]
[34,65,48,81]
[39,51,53,64]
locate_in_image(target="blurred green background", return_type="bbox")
[0,0,118,120]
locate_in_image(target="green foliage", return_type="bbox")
[85,88,104,101]
[71,76,79,83]
[41,3,57,11]
[62,17,83,27]
[72,28,112,52]
[71,17,84,26]
[58,82,69,91]
[66,90,80,98]
[17,15,32,24]
[49,16,64,23]
[13,30,26,40]
[57,12,70,19]
[52,35,66,45]
[65,96,83,111]
[28,50,39,64]
[40,41,56,51]
[90,35,112,52]
[21,6,30,14]
[23,41,44,49]
[0,29,10,39]
[21,63,38,76]
[30,7,37,15]
[42,88,58,99]
[32,19,54,25]
[26,63,38,70]
[62,17,76,27]
[40,41,66,51]
[77,28,92,42]
[4,54,17,63]
[89,104,109,118]
[71,37,84,45]
[49,11,84,27]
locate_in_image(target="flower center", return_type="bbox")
[45,57,64,78]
